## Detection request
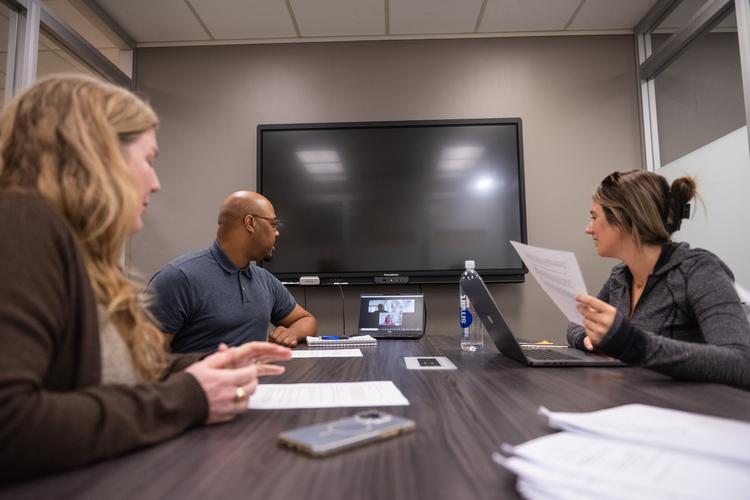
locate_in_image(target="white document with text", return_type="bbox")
[540,404,750,466]
[248,381,409,409]
[510,241,587,324]
[494,431,750,500]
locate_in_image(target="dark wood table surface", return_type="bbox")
[3,333,750,500]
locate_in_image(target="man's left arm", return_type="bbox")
[269,304,317,347]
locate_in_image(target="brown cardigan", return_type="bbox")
[0,191,208,483]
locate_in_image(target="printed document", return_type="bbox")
[494,431,750,500]
[495,403,750,500]
[290,349,363,358]
[248,381,409,409]
[540,404,750,466]
[510,241,587,324]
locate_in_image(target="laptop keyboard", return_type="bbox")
[522,348,578,361]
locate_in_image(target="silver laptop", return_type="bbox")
[460,274,626,367]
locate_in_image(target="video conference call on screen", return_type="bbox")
[257,118,527,284]
[358,296,424,332]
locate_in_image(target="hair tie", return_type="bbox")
[664,188,691,233]
[663,188,672,223]
[680,202,691,219]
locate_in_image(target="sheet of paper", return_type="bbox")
[494,452,642,500]
[248,381,409,409]
[540,404,750,466]
[510,241,587,324]
[497,431,750,500]
[516,477,604,500]
[290,349,363,358]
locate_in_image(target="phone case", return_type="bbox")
[278,411,416,456]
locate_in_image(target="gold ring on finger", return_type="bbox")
[234,386,246,403]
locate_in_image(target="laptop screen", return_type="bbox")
[358,294,425,336]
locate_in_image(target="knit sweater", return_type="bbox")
[568,242,750,389]
[0,191,208,483]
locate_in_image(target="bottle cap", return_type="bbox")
[465,260,475,269]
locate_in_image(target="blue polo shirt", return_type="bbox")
[147,240,296,353]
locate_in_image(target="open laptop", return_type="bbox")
[460,274,626,367]
[358,294,425,339]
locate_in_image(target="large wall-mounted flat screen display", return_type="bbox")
[257,118,527,284]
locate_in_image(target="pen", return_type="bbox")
[321,336,348,340]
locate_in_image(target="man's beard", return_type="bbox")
[261,241,276,262]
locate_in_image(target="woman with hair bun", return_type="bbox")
[569,170,750,389]
[0,74,291,482]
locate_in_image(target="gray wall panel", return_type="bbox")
[132,35,641,344]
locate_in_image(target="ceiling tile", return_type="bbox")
[89,0,700,45]
[479,0,581,32]
[96,0,210,43]
[290,0,384,37]
[189,0,296,39]
[390,0,484,35]
[568,0,659,30]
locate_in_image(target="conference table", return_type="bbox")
[3,333,750,500]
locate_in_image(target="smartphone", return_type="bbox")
[278,410,415,456]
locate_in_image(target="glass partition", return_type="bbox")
[653,24,743,164]
[41,0,132,77]
[653,0,733,34]
[37,28,98,77]
[0,3,14,107]
[637,0,750,286]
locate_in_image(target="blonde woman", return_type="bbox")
[0,75,291,482]
[570,170,750,389]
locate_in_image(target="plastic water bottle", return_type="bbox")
[459,260,485,351]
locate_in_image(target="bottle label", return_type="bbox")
[460,309,473,328]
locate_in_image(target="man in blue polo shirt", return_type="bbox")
[147,191,317,353]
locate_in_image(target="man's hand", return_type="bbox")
[269,326,299,347]
[271,304,317,347]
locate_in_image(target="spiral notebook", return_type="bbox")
[306,335,377,347]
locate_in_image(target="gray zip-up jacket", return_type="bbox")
[568,242,750,390]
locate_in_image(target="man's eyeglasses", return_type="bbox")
[246,214,283,229]
[601,171,622,187]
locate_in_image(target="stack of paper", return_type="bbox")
[493,404,750,500]
[306,335,377,347]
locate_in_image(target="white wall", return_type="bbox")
[660,126,750,287]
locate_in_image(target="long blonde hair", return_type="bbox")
[0,74,168,380]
